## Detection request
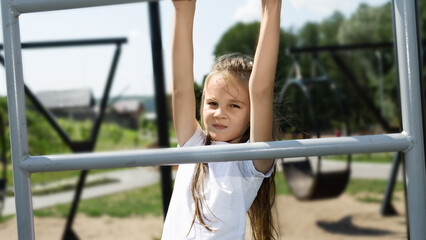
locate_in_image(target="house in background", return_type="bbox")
[36,89,146,129]
[107,99,145,129]
[36,88,95,120]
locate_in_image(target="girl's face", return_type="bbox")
[202,76,250,143]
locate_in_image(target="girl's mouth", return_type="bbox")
[213,124,227,130]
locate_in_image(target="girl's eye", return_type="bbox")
[231,104,240,108]
[208,102,218,106]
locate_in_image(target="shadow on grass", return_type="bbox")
[316,216,394,236]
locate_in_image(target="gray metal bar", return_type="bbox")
[11,0,157,14]
[393,0,426,238]
[1,2,34,240]
[22,133,411,173]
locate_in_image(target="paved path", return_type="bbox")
[2,160,402,216]
[3,167,160,216]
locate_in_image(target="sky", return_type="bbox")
[0,0,390,98]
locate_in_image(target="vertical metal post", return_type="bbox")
[63,43,123,240]
[148,2,173,219]
[0,2,35,240]
[392,0,426,238]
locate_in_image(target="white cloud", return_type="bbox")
[232,0,261,23]
[289,0,389,15]
[290,0,358,14]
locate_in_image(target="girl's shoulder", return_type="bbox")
[179,122,206,147]
[209,160,275,180]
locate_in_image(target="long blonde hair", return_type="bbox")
[189,53,277,240]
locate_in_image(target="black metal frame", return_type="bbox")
[0,37,126,239]
[148,2,173,219]
[380,152,401,215]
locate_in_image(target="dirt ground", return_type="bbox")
[0,193,407,240]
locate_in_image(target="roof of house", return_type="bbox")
[36,88,94,109]
[113,99,143,113]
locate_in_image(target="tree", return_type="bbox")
[298,22,320,47]
[338,3,393,44]
[214,21,297,88]
[337,2,398,129]
[214,22,260,57]
[319,11,345,46]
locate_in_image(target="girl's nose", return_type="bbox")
[214,107,226,118]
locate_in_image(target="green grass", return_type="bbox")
[345,178,405,203]
[95,124,154,151]
[275,171,291,195]
[0,215,14,223]
[345,178,404,195]
[326,152,396,163]
[33,183,163,218]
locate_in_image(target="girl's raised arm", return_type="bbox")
[250,0,282,173]
[172,0,198,146]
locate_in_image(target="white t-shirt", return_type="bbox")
[161,124,274,240]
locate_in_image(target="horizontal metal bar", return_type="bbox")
[0,38,128,50]
[22,133,412,173]
[11,0,158,14]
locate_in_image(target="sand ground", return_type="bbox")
[0,192,407,240]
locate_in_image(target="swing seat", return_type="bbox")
[282,158,350,200]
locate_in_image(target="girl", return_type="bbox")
[162,0,281,239]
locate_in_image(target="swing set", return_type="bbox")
[281,40,419,215]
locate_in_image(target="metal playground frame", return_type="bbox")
[1,0,425,239]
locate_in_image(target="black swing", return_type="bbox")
[277,56,351,200]
[0,108,7,215]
